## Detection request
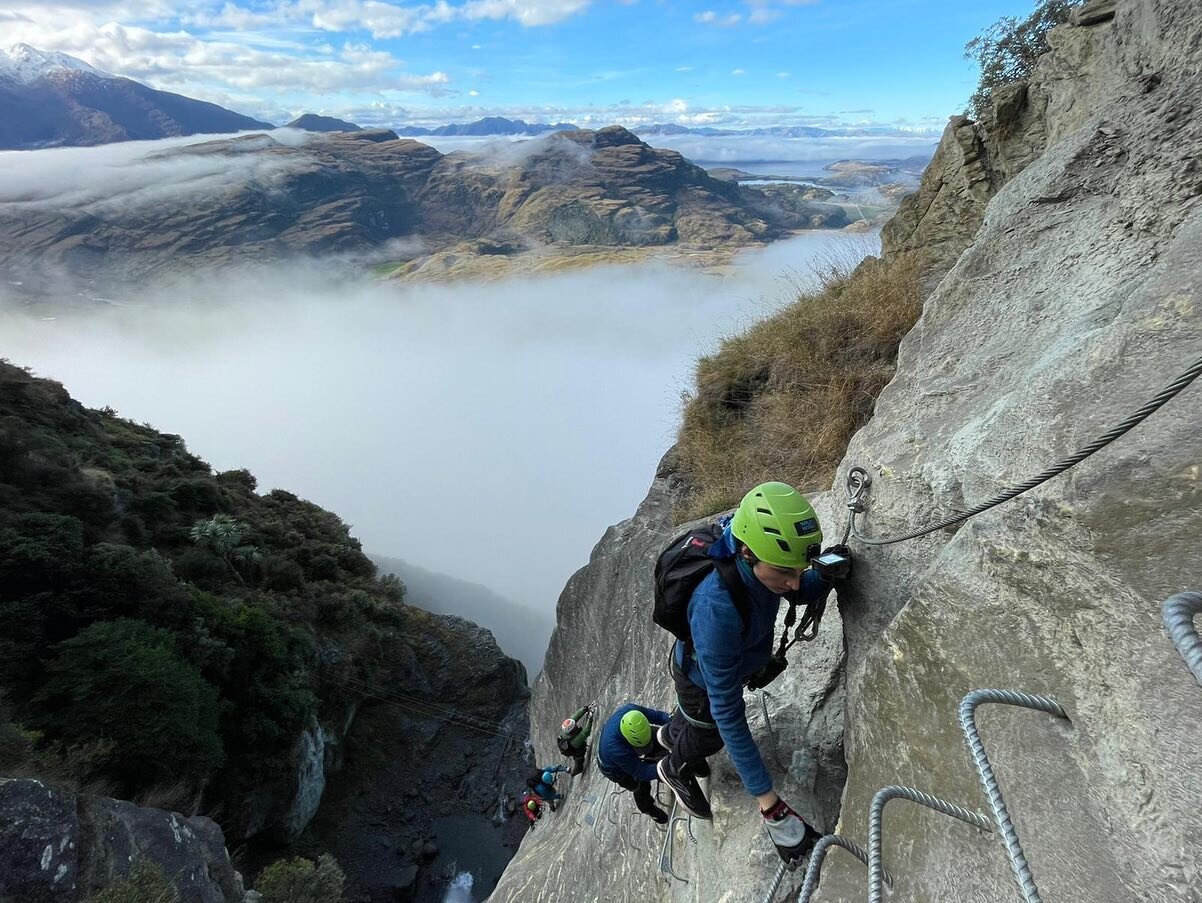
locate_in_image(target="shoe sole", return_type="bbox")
[656,724,671,750]
[656,757,713,820]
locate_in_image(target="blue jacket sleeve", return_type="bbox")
[690,584,773,796]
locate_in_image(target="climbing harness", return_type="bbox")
[1163,591,1202,686]
[844,351,1202,546]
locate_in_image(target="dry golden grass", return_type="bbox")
[675,249,922,520]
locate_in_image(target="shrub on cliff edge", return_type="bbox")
[256,854,345,903]
[675,251,921,519]
[965,0,1081,118]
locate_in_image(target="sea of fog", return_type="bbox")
[1,231,878,628]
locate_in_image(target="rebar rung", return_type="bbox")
[1163,591,1202,686]
[868,785,992,903]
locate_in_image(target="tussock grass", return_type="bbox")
[675,250,922,520]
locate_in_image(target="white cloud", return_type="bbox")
[674,65,692,72]
[776,70,789,78]
[469,88,479,95]
[695,9,741,26]
[731,68,745,76]
[0,130,316,215]
[0,19,452,108]
[745,0,820,23]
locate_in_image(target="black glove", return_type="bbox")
[761,798,821,864]
[745,654,788,691]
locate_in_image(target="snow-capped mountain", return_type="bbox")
[0,44,274,149]
[0,43,111,84]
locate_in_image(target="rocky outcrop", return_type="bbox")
[0,778,245,902]
[0,125,825,291]
[308,613,532,903]
[882,1,1116,287]
[494,2,1202,901]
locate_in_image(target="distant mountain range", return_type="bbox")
[0,43,273,149]
[394,116,580,136]
[0,125,851,288]
[1,43,936,150]
[633,122,939,139]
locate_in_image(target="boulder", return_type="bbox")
[0,778,244,902]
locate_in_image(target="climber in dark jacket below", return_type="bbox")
[595,703,671,824]
[657,481,844,864]
[526,764,567,809]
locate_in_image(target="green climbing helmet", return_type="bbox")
[526,800,539,812]
[619,710,652,748]
[731,481,822,569]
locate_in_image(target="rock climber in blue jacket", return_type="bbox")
[657,482,843,864]
[595,703,671,824]
[525,764,566,809]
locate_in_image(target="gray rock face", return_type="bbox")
[882,5,1114,289]
[822,3,1202,898]
[494,3,1202,902]
[0,778,244,902]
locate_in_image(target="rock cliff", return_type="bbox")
[491,2,1202,901]
[0,778,245,902]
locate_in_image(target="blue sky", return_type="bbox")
[3,0,1047,129]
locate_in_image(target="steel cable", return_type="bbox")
[1163,592,1202,686]
[959,689,1071,903]
[846,351,1202,545]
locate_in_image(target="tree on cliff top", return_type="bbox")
[965,0,1080,118]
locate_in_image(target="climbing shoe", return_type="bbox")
[655,725,708,777]
[656,757,712,820]
[761,798,820,864]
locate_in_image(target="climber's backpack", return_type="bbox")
[652,523,750,648]
[556,733,575,756]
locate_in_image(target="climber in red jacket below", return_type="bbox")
[519,792,543,826]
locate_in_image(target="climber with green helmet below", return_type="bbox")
[557,703,597,776]
[653,481,850,863]
[595,703,672,825]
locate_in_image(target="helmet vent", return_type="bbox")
[777,539,791,553]
[763,526,782,535]
[756,507,772,515]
